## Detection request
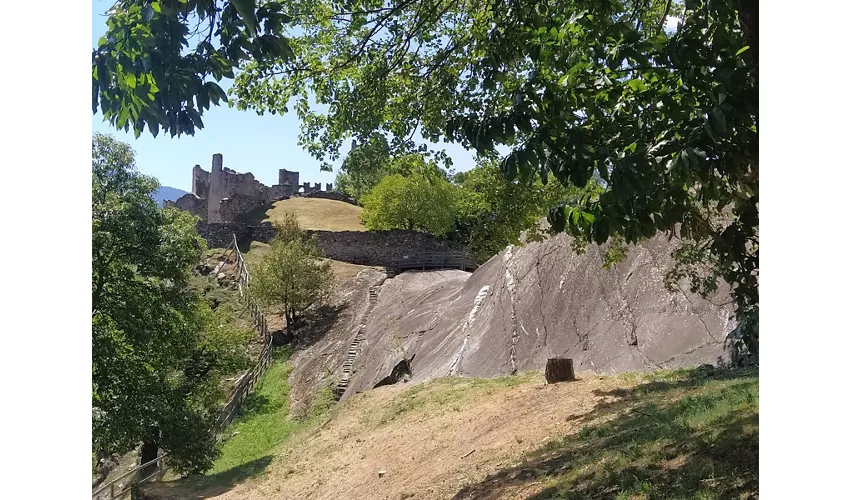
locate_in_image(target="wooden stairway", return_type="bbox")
[333,283,383,400]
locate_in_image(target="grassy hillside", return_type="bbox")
[143,366,758,500]
[151,348,335,498]
[240,197,366,232]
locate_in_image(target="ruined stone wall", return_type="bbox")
[196,222,466,266]
[266,184,294,202]
[298,191,357,205]
[220,170,268,201]
[219,194,268,223]
[309,230,465,265]
[197,221,253,247]
[167,194,207,219]
[192,165,210,199]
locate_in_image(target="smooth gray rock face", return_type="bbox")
[339,232,734,399]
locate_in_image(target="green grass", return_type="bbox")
[456,367,759,500]
[163,348,335,495]
[209,352,296,476]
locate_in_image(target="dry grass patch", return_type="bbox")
[242,198,366,232]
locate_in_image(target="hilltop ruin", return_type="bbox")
[164,153,337,222]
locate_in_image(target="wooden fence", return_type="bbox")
[389,250,477,274]
[93,235,275,500]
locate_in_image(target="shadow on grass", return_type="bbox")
[146,456,274,500]
[452,368,759,500]
[237,391,282,419]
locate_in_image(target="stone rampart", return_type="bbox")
[196,222,468,267]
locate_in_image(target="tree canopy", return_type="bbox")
[361,172,458,236]
[453,160,588,261]
[93,0,758,354]
[92,133,252,473]
[250,213,335,333]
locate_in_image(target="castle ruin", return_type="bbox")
[164,154,333,222]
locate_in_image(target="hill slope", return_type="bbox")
[143,367,758,500]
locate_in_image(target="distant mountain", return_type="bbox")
[152,186,189,207]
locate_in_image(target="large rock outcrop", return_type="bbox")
[335,232,734,400]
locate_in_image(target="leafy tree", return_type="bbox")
[335,137,452,203]
[361,172,458,236]
[335,134,393,202]
[453,160,589,261]
[250,213,335,333]
[92,0,294,138]
[92,133,253,474]
[94,0,759,354]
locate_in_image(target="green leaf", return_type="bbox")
[204,82,228,104]
[548,205,567,233]
[124,74,137,88]
[594,218,610,244]
[735,46,750,56]
[232,0,258,37]
[516,117,533,135]
[709,109,727,135]
[117,107,130,128]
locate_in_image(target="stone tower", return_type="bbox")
[208,153,225,222]
[279,168,300,187]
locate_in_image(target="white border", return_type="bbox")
[1,0,92,497]
[761,1,850,497]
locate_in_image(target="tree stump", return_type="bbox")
[545,358,576,384]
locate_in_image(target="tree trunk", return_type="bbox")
[139,441,159,479]
[285,309,295,334]
[545,358,576,384]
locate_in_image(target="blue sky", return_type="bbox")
[91,1,479,191]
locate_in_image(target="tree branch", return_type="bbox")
[657,0,672,35]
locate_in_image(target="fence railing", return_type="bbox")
[389,250,477,273]
[91,454,167,500]
[93,234,275,500]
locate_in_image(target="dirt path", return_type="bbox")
[148,371,628,500]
